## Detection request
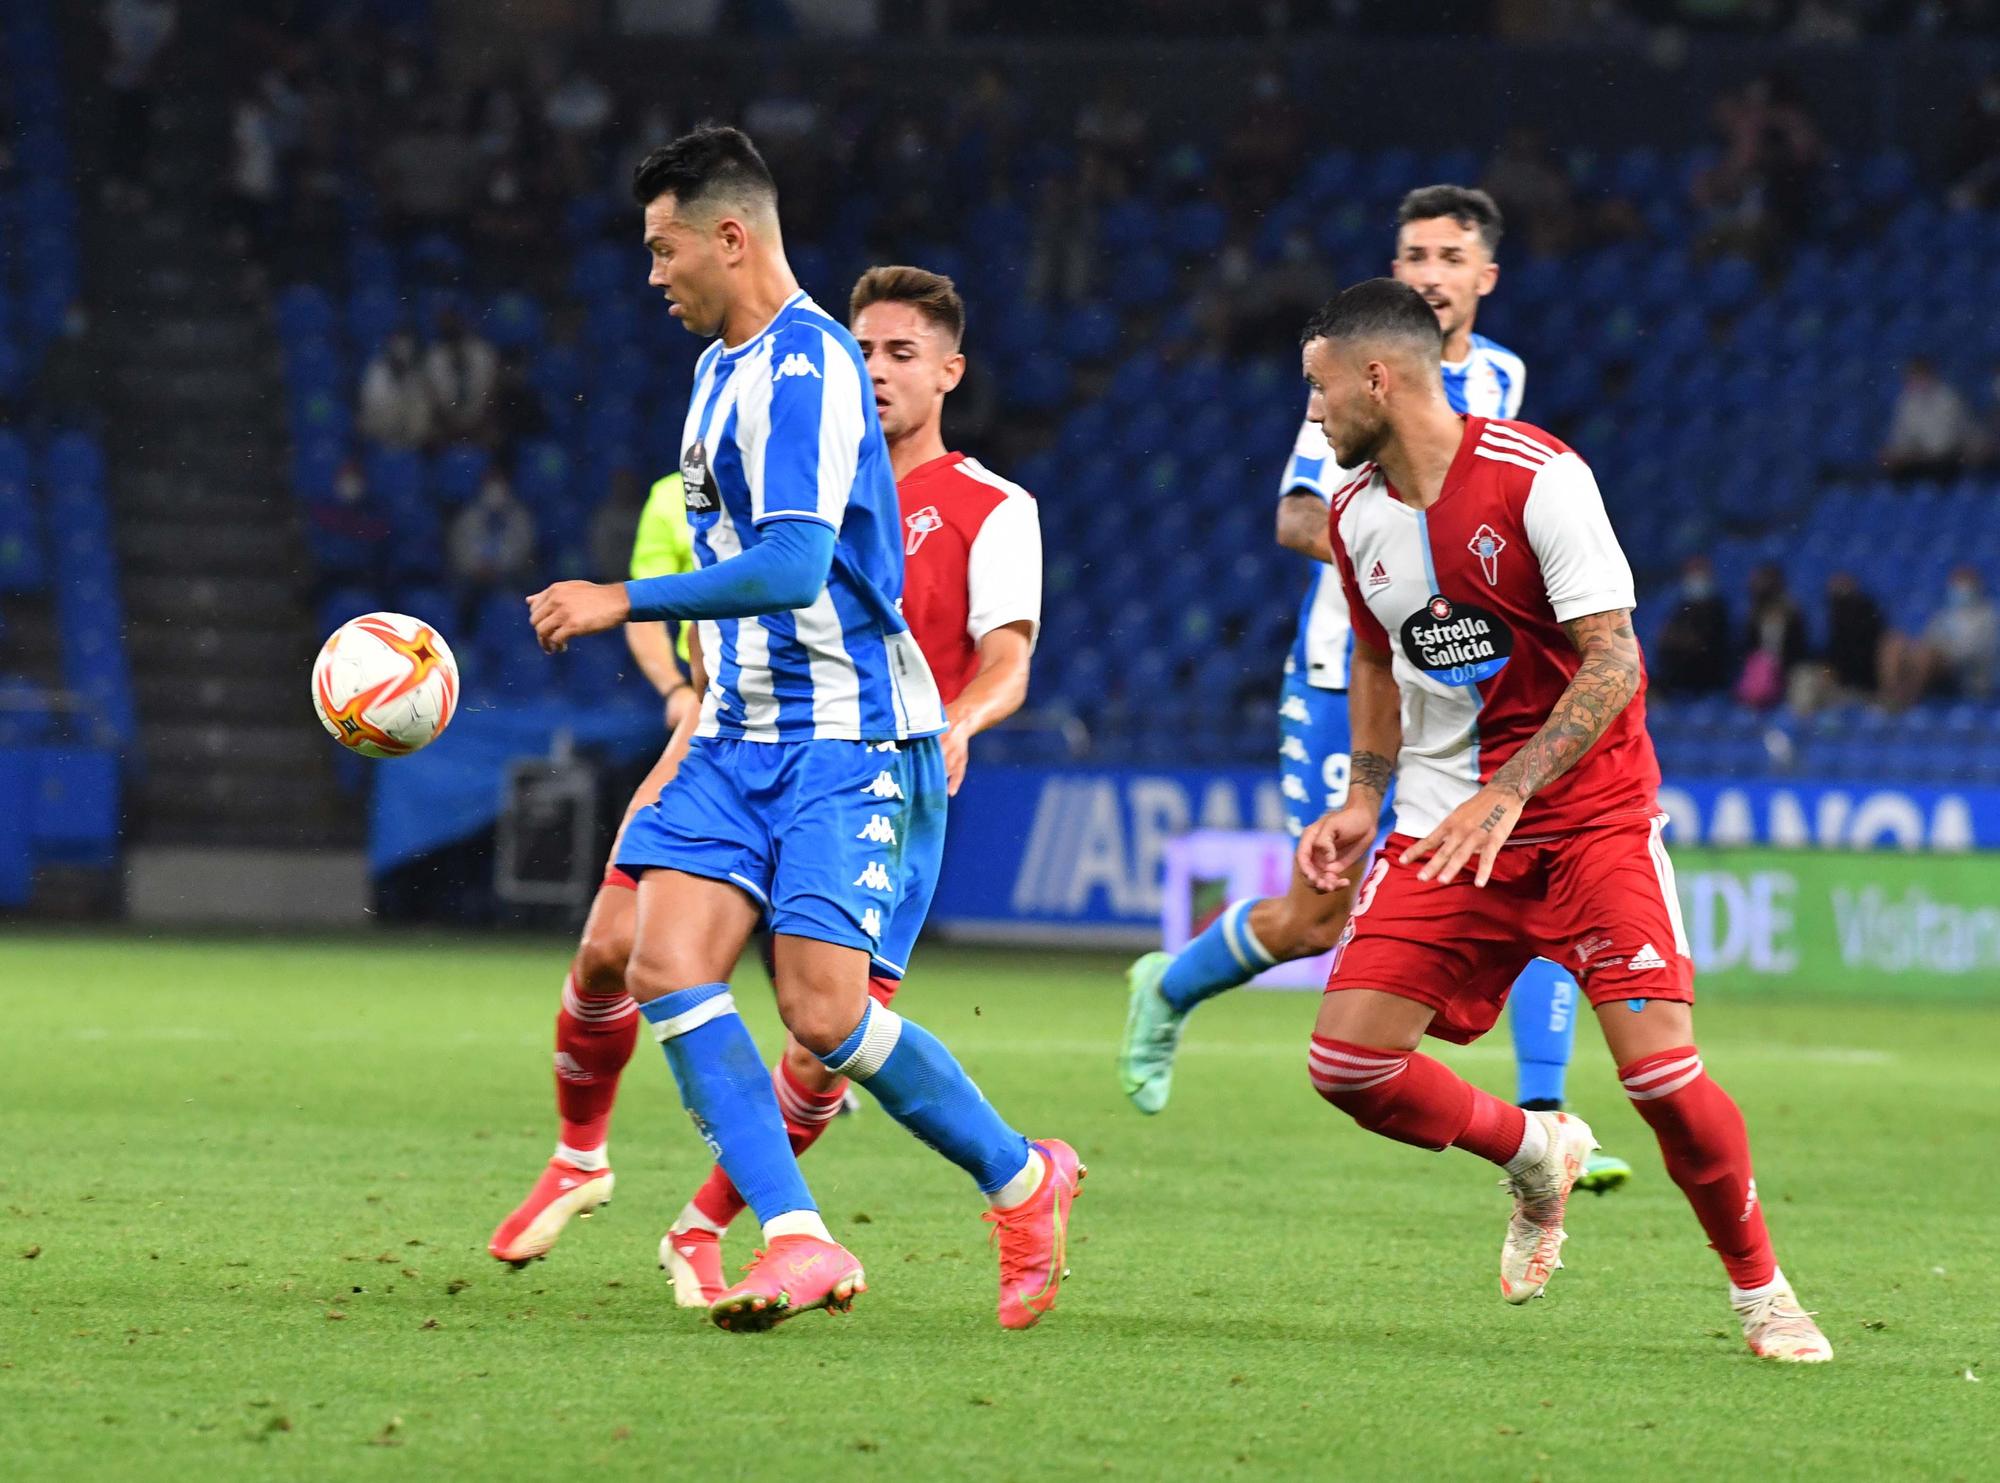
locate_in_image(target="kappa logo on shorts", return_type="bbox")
[861,771,904,800]
[854,861,893,892]
[1279,694,1312,724]
[1628,942,1668,972]
[857,814,897,845]
[861,906,882,938]
[1280,735,1310,763]
[905,504,944,556]
[774,351,822,382]
[869,740,901,754]
[1281,774,1309,802]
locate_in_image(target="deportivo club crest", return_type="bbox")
[1468,524,1506,585]
[905,504,944,555]
[682,438,716,513]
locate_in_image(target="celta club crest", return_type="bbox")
[1468,523,1506,585]
[905,504,944,555]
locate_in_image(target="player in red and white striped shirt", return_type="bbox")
[662,266,1055,1319]
[1295,279,1829,1363]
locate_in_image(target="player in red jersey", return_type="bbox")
[1293,279,1830,1363]
[661,264,1045,1307]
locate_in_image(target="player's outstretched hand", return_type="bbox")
[526,581,632,654]
[1297,803,1379,894]
[1401,785,1524,888]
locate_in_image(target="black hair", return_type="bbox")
[1397,183,1504,257]
[629,123,777,212]
[1299,278,1444,358]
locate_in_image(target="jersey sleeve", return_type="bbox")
[749,324,864,528]
[630,474,697,580]
[964,491,1043,648]
[1522,453,1636,623]
[1499,355,1527,419]
[1327,504,1390,652]
[1277,411,1340,500]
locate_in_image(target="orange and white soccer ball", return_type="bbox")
[311,612,460,758]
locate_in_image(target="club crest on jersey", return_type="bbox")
[681,439,716,513]
[1468,524,1506,585]
[1399,594,1513,687]
[905,504,944,555]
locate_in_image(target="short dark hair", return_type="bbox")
[849,265,966,349]
[1397,184,1503,257]
[630,124,777,214]
[1300,278,1444,359]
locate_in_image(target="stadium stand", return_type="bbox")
[0,0,123,904]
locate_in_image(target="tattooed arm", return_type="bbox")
[1297,637,1401,891]
[1401,608,1641,887]
[1488,609,1642,802]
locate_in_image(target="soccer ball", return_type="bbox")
[311,612,460,758]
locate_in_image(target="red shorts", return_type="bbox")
[1328,814,1693,1045]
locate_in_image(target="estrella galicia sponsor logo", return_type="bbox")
[681,439,716,513]
[1398,594,1512,686]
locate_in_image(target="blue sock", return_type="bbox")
[1509,959,1579,1107]
[820,1001,1032,1197]
[638,982,816,1225]
[1159,899,1278,1013]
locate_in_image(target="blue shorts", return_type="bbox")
[617,735,947,980]
[1279,672,1386,838]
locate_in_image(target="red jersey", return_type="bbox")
[896,452,1042,706]
[1329,416,1659,839]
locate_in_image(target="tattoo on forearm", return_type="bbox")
[1351,750,1394,799]
[1489,610,1641,805]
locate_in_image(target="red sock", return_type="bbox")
[553,972,639,1155]
[1309,1036,1528,1164]
[1619,1045,1776,1289]
[689,1060,848,1229]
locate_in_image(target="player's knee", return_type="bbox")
[782,1037,840,1095]
[1268,895,1351,959]
[778,994,862,1060]
[573,923,632,998]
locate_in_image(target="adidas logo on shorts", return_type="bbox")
[1628,942,1668,972]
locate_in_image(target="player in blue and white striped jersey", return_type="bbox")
[1120,185,1631,1193]
[525,127,1081,1332]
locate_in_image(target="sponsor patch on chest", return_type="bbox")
[1398,594,1513,687]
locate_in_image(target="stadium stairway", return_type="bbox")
[70,11,360,861]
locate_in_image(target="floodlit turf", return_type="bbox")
[2,931,1995,1481]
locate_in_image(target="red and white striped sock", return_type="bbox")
[1309,1035,1530,1165]
[1619,1044,1777,1290]
[553,971,639,1164]
[687,1060,847,1231]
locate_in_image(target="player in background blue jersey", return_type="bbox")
[527,127,1082,1332]
[1119,186,1630,1194]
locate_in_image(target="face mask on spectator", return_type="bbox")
[1683,572,1715,600]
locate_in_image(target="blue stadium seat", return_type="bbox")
[431,444,490,508]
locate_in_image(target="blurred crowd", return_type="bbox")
[1656,556,1998,713]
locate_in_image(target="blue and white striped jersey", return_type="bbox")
[1279,331,1526,690]
[679,290,945,743]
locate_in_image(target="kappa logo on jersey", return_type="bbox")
[854,861,893,892]
[905,504,944,556]
[1468,524,1507,585]
[1398,594,1514,687]
[857,813,897,845]
[1366,559,1392,590]
[681,439,716,513]
[1628,942,1668,972]
[862,771,905,800]
[774,351,821,382]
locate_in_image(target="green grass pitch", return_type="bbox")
[2,930,1994,1481]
